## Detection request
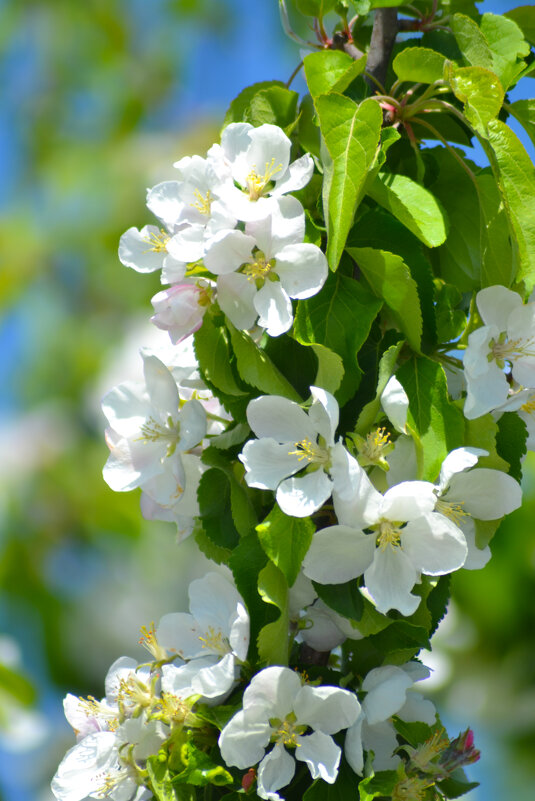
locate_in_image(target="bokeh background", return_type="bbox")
[0,1,534,799]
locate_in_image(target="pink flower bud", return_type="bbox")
[151,282,211,344]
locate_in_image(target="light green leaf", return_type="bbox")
[359,771,399,801]
[451,13,494,69]
[464,413,509,473]
[508,99,535,150]
[257,562,289,666]
[0,664,36,707]
[393,47,446,84]
[397,356,464,482]
[477,172,517,288]
[223,80,288,127]
[366,172,448,247]
[227,321,302,402]
[147,757,181,801]
[347,247,422,352]
[309,342,345,395]
[294,271,383,405]
[486,119,535,290]
[505,6,535,46]
[316,94,382,270]
[297,0,337,16]
[446,63,504,134]
[209,422,250,450]
[256,506,315,587]
[303,50,367,99]
[193,311,247,397]
[245,86,299,129]
[480,12,530,89]
[355,340,404,434]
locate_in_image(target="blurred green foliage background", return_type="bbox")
[0,1,534,799]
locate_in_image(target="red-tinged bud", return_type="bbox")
[439,728,480,773]
[242,768,256,793]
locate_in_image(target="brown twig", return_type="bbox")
[365,8,398,91]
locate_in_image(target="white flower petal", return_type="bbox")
[156,612,204,659]
[309,387,339,445]
[294,685,360,734]
[246,396,316,443]
[51,731,120,801]
[166,224,206,263]
[364,547,420,616]
[272,153,314,196]
[276,469,332,517]
[477,285,523,329]
[381,376,409,433]
[386,435,417,487]
[462,519,491,570]
[178,398,206,451]
[331,444,382,528]
[217,272,258,330]
[246,195,305,255]
[103,431,165,492]
[219,709,272,770]
[257,744,296,801]
[344,715,364,775]
[254,280,293,336]
[193,652,237,699]
[146,181,184,228]
[240,438,303,490]
[295,731,341,783]
[142,353,179,418]
[243,666,302,722]
[463,360,510,419]
[363,720,400,771]
[362,666,413,724]
[118,226,167,273]
[438,447,487,491]
[276,243,328,300]
[402,513,467,575]
[380,481,436,522]
[303,526,375,585]
[188,572,245,639]
[446,467,522,519]
[204,229,256,275]
[398,691,436,726]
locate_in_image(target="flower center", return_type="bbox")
[77,696,119,730]
[246,158,282,200]
[138,415,180,457]
[489,333,535,367]
[143,228,170,253]
[199,625,231,656]
[270,713,307,748]
[95,768,128,799]
[288,438,330,465]
[242,251,276,282]
[190,188,213,216]
[435,498,470,526]
[118,675,153,711]
[138,623,168,662]
[375,520,402,551]
[521,397,535,414]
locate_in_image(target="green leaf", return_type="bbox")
[358,770,398,800]
[172,741,234,788]
[197,469,240,551]
[303,50,367,99]
[297,0,337,16]
[496,412,528,482]
[480,13,530,89]
[446,63,504,134]
[477,171,518,288]
[312,579,363,621]
[147,757,181,801]
[227,321,302,401]
[201,447,257,537]
[193,521,232,565]
[256,506,315,587]
[309,343,345,395]
[347,247,423,352]
[464,413,509,472]
[194,310,248,397]
[486,119,535,291]
[393,47,446,84]
[355,340,404,435]
[437,770,479,799]
[367,173,448,248]
[229,534,271,661]
[506,6,535,46]
[209,422,250,450]
[316,94,382,270]
[397,356,464,482]
[223,80,289,127]
[427,574,451,637]
[435,284,466,342]
[451,13,494,70]
[508,99,535,150]
[257,562,290,666]
[245,86,299,129]
[0,664,36,707]
[474,517,501,550]
[294,271,383,405]
[393,717,434,747]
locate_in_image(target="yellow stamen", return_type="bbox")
[139,623,168,662]
[137,415,180,457]
[190,188,213,216]
[435,498,470,526]
[489,333,535,365]
[199,626,231,656]
[376,520,402,550]
[246,158,283,200]
[143,228,170,253]
[288,438,329,464]
[242,254,275,281]
[409,729,449,773]
[521,398,535,414]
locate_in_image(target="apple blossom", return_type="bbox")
[151,281,212,344]
[464,286,535,419]
[219,666,360,800]
[209,122,314,221]
[204,195,327,335]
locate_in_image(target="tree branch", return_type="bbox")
[365,8,398,91]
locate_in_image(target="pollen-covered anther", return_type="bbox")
[363,427,391,461]
[435,498,470,526]
[143,228,170,253]
[270,715,306,748]
[288,438,330,464]
[199,625,231,656]
[376,520,402,551]
[118,675,152,709]
[139,622,168,662]
[137,415,180,457]
[242,252,275,281]
[392,774,433,801]
[190,188,213,216]
[521,397,535,414]
[246,158,283,200]
[490,334,535,364]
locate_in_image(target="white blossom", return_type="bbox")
[209,122,314,222]
[118,224,186,279]
[151,281,212,344]
[303,474,467,616]
[345,663,436,775]
[239,387,358,518]
[204,196,327,335]
[155,572,249,701]
[219,666,360,800]
[464,286,535,419]
[102,352,206,498]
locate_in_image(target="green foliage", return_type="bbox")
[393,47,446,85]
[223,81,298,129]
[303,50,367,99]
[256,506,315,586]
[358,771,398,800]
[312,579,364,621]
[496,413,528,483]
[315,94,383,270]
[257,562,290,665]
[446,63,504,134]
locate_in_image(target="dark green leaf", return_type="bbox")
[303,758,357,800]
[496,412,528,482]
[393,716,434,747]
[358,770,398,800]
[257,562,290,665]
[245,86,299,129]
[437,769,479,798]
[427,574,451,637]
[312,579,364,621]
[229,534,272,662]
[355,340,404,435]
[193,310,248,397]
[197,469,240,550]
